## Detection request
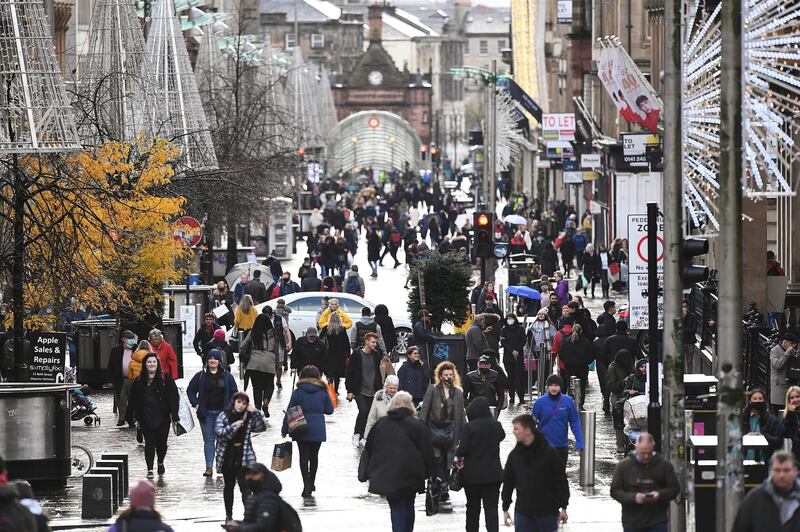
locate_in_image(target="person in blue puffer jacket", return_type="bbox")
[532,374,583,470]
[397,346,428,407]
[281,365,334,497]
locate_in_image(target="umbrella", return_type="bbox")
[505,285,541,300]
[503,214,528,226]
[225,262,273,288]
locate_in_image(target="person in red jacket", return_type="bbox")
[551,315,575,374]
[149,329,178,380]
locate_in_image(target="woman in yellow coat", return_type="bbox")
[234,294,258,333]
[127,340,152,381]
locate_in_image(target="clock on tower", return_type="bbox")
[368,70,383,86]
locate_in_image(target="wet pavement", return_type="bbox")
[40,224,630,531]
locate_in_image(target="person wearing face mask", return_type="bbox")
[421,361,466,503]
[126,353,180,479]
[212,282,234,328]
[365,375,400,438]
[267,271,300,300]
[215,392,268,524]
[742,388,781,462]
[188,349,238,477]
[108,330,138,427]
[501,315,528,405]
[223,463,288,532]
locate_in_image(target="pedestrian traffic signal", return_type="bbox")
[420,145,428,161]
[474,211,494,258]
[682,238,709,287]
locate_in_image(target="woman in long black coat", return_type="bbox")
[541,242,559,277]
[126,352,179,479]
[365,391,435,532]
[557,324,594,410]
[500,314,528,405]
[367,226,381,278]
[456,396,506,532]
[374,304,397,355]
[580,244,602,298]
[319,311,350,393]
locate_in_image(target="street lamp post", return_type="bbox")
[449,64,500,215]
[388,135,396,170]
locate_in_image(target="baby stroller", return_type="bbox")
[65,369,100,425]
[622,394,649,452]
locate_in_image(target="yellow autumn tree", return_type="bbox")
[0,138,187,331]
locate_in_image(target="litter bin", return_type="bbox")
[429,334,467,380]
[0,382,80,486]
[688,434,768,531]
[75,320,119,386]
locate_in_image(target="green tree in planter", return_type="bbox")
[407,251,472,331]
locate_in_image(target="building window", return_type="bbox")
[464,40,470,55]
[497,39,506,53]
[479,40,488,55]
[285,33,296,50]
[423,111,429,124]
[310,33,325,49]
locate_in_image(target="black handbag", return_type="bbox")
[429,421,454,446]
[357,449,369,483]
[425,477,442,516]
[448,467,463,491]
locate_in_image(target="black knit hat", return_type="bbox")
[546,374,563,388]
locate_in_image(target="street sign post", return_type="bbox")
[628,213,664,330]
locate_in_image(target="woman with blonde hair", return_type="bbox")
[234,294,258,335]
[420,361,465,502]
[780,385,800,463]
[320,309,349,393]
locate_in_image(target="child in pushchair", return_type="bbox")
[65,368,100,425]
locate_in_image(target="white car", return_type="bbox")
[255,292,414,354]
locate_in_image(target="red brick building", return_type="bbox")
[332,5,433,147]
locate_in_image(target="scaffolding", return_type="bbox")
[147,0,217,170]
[0,0,80,154]
[77,0,164,145]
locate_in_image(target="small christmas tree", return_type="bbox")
[407,251,472,331]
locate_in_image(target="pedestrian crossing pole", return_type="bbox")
[716,0,745,527]
[662,0,687,525]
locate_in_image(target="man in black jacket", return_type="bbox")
[225,463,284,531]
[346,333,383,446]
[602,321,641,369]
[732,450,800,532]
[244,270,269,305]
[502,414,569,529]
[610,432,680,531]
[290,327,327,374]
[301,267,322,292]
[193,313,220,358]
[463,354,509,410]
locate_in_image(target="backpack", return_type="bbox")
[276,497,303,531]
[346,276,360,294]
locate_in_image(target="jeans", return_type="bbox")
[514,512,558,532]
[298,441,322,491]
[142,423,170,471]
[387,495,415,532]
[200,411,221,468]
[369,260,378,276]
[354,394,372,438]
[465,482,500,532]
[624,523,668,532]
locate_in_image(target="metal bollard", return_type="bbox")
[537,346,550,396]
[571,377,583,409]
[580,410,596,486]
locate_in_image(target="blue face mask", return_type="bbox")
[125,339,136,348]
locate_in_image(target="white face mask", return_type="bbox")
[506,319,515,325]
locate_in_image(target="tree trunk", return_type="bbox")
[226,218,238,275]
[12,156,29,382]
[202,221,214,282]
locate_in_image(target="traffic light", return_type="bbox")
[474,211,494,258]
[420,145,428,161]
[682,238,709,286]
[431,146,440,164]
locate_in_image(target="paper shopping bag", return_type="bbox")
[271,441,293,471]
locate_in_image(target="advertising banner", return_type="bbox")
[598,47,661,133]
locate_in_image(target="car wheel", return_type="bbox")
[395,328,412,355]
